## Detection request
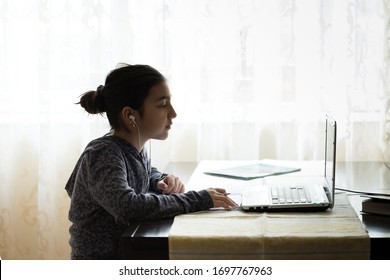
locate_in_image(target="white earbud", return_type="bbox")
[129,115,136,126]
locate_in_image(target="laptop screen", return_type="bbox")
[325,115,337,206]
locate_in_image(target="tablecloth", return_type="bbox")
[169,193,370,260]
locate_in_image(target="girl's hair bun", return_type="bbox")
[78,85,106,114]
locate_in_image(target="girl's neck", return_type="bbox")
[112,130,145,152]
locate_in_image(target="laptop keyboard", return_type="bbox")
[271,186,319,204]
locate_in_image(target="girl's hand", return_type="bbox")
[206,188,239,210]
[157,175,185,194]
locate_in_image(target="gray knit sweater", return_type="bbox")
[65,134,213,259]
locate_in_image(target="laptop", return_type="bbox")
[241,115,337,211]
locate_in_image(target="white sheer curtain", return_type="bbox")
[0,0,389,259]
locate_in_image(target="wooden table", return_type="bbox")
[121,161,390,260]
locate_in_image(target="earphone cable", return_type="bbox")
[133,121,151,173]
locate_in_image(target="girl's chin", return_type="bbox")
[153,132,169,140]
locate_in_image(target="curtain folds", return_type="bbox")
[0,0,389,259]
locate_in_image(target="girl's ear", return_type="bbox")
[119,106,137,130]
[120,106,135,120]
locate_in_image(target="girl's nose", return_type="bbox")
[170,105,177,119]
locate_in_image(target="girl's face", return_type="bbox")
[136,82,177,141]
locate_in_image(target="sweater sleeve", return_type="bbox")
[85,144,213,224]
[148,167,167,194]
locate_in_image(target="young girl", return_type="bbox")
[65,64,237,259]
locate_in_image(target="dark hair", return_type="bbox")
[78,63,166,129]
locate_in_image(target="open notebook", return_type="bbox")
[204,162,301,180]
